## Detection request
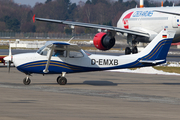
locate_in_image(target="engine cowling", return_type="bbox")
[93,32,115,50]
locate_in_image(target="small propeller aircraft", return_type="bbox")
[4,29,175,85]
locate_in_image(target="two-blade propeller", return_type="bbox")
[3,43,13,72]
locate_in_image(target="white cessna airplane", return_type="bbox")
[4,29,175,85]
[33,2,180,55]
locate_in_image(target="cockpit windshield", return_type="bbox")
[37,45,46,54]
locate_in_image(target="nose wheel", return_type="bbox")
[23,76,31,85]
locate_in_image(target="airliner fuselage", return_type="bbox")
[117,7,180,42]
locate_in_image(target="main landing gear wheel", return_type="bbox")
[125,46,138,55]
[57,76,61,83]
[57,77,67,85]
[23,77,31,85]
[132,46,138,54]
[125,47,131,55]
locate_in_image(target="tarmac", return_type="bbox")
[0,67,180,120]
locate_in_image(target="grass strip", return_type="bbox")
[153,66,180,74]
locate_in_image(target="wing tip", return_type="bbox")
[33,14,35,23]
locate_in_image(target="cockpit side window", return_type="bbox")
[52,50,67,57]
[52,45,67,57]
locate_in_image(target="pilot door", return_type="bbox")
[50,45,67,62]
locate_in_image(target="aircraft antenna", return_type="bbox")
[140,0,144,8]
[68,36,75,43]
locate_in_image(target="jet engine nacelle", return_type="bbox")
[93,32,115,50]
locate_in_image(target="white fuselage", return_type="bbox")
[117,6,180,42]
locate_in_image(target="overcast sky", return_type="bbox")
[13,0,86,7]
[13,0,179,7]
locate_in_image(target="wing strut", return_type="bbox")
[43,45,54,73]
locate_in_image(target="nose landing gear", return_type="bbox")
[23,75,31,85]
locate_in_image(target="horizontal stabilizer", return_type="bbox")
[139,60,165,64]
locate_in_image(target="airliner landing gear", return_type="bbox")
[125,34,138,55]
[132,46,138,54]
[125,46,138,55]
[125,47,131,55]
[23,76,31,85]
[57,72,67,85]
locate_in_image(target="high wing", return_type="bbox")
[34,15,149,38]
[45,41,81,51]
[43,41,81,73]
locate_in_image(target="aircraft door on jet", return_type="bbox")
[172,16,179,28]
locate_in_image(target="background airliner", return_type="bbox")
[34,0,180,55]
[119,6,180,54]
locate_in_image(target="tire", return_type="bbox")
[57,77,67,85]
[125,47,131,55]
[23,77,31,85]
[56,76,61,83]
[132,46,138,54]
